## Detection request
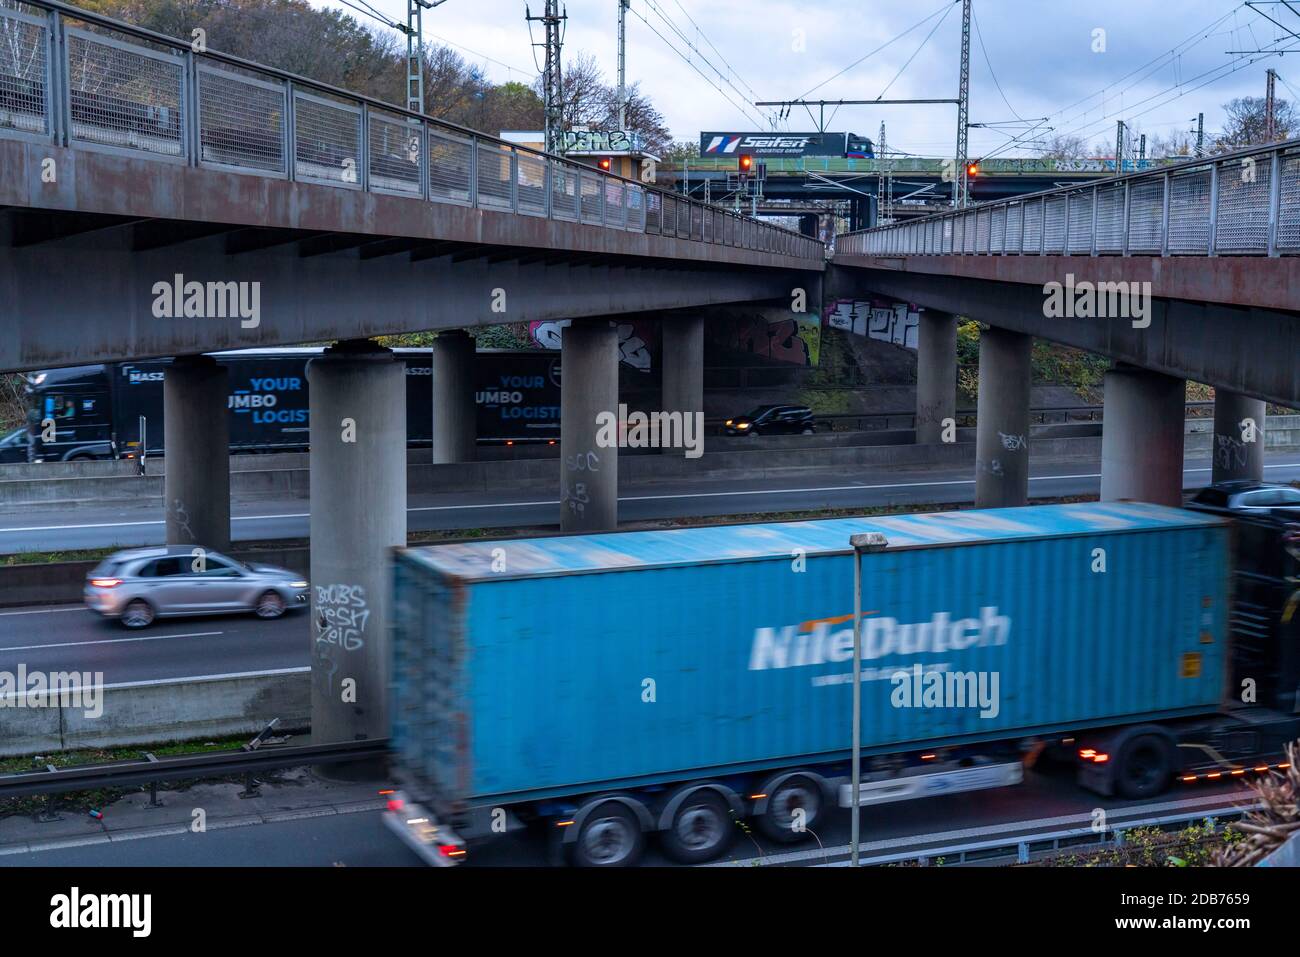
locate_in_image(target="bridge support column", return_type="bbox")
[915,310,957,444]
[1100,365,1185,507]
[974,327,1032,508]
[1211,390,1266,484]
[561,320,619,532]
[164,355,230,554]
[307,341,406,747]
[431,329,476,463]
[661,314,704,455]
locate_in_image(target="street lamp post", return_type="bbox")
[849,531,888,867]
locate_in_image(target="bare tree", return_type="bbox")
[1038,133,1090,160]
[1216,95,1296,149]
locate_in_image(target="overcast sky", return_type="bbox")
[317,0,1300,156]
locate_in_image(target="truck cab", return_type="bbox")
[23,366,115,461]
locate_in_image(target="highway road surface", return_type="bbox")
[2,453,1298,553]
[5,454,1300,685]
[0,763,1255,867]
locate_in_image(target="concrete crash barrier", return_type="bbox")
[0,668,309,756]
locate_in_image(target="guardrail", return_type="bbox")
[0,0,823,262]
[838,139,1300,258]
[831,805,1261,868]
[0,738,388,799]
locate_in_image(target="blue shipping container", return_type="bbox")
[390,502,1230,807]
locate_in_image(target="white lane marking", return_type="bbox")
[0,462,1296,533]
[0,605,85,617]
[0,798,387,857]
[0,630,223,653]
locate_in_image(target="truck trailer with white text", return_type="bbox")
[384,502,1300,866]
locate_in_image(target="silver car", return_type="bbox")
[84,546,309,628]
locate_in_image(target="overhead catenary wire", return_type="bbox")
[795,0,958,101]
[874,0,956,101]
[640,0,777,127]
[967,3,1295,161]
[628,2,769,128]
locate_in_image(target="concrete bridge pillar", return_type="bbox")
[915,310,957,445]
[1100,365,1185,507]
[1211,390,1266,484]
[561,320,619,532]
[164,355,230,554]
[431,329,476,464]
[661,314,704,454]
[974,327,1033,508]
[307,341,406,746]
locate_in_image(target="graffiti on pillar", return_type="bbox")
[314,583,369,695]
[527,319,655,371]
[917,400,944,427]
[170,499,196,541]
[564,448,600,520]
[1214,433,1249,472]
[998,432,1027,452]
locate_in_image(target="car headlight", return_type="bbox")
[737,423,750,430]
[725,419,733,426]
[289,581,309,588]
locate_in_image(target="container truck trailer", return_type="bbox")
[8,347,562,462]
[384,502,1300,867]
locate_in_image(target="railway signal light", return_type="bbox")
[966,160,979,178]
[598,156,612,172]
[738,154,753,172]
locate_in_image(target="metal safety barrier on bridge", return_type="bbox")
[839,139,1300,259]
[0,0,822,261]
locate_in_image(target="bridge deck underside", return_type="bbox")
[830,256,1300,408]
[0,141,822,372]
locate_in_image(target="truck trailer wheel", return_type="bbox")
[757,775,823,843]
[1115,734,1175,799]
[660,791,734,864]
[570,802,644,867]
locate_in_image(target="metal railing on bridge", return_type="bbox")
[838,139,1300,259]
[0,0,823,262]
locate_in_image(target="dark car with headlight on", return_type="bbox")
[84,546,309,628]
[1186,481,1300,518]
[722,404,816,437]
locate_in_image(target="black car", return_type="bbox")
[722,404,816,437]
[0,427,28,464]
[1186,480,1300,517]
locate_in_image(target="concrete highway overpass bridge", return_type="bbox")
[0,1,822,376]
[831,138,1300,509]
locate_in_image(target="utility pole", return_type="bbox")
[1266,68,1278,142]
[1139,133,1146,164]
[1115,120,1126,174]
[527,1,567,153]
[616,0,630,129]
[1194,112,1205,156]
[877,121,892,224]
[404,0,450,115]
[954,0,972,207]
